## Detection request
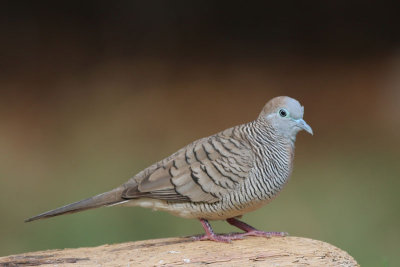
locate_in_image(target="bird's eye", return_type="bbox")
[279,108,288,117]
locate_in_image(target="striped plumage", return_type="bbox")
[26,96,312,242]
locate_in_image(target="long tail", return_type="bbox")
[25,187,127,222]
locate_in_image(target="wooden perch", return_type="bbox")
[0,236,358,266]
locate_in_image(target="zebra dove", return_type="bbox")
[26,96,312,242]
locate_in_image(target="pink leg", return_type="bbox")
[226,217,288,237]
[193,218,287,242]
[193,219,245,242]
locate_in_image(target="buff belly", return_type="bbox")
[120,197,272,220]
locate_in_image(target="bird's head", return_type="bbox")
[258,96,313,140]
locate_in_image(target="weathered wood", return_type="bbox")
[0,236,358,266]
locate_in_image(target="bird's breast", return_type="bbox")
[251,143,293,200]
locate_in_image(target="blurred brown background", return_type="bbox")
[1,1,399,266]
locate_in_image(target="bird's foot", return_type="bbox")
[192,232,245,243]
[242,230,288,238]
[195,219,244,242]
[195,218,287,242]
[192,231,287,242]
[226,217,288,238]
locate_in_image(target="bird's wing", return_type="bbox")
[121,128,254,203]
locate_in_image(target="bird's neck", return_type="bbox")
[245,120,295,189]
[246,120,295,151]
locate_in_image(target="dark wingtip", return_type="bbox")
[24,214,45,223]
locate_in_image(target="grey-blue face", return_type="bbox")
[259,96,313,139]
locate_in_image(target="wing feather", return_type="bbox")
[121,127,253,203]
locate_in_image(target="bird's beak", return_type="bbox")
[295,119,313,135]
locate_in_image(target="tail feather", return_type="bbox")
[25,187,125,222]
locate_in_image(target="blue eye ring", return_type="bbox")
[278,108,289,117]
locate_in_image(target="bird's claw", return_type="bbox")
[192,233,245,243]
[192,231,287,242]
[242,230,289,237]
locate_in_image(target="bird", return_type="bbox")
[25,96,313,242]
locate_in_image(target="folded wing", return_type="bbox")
[122,130,253,204]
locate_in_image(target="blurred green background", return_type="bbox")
[1,2,399,266]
